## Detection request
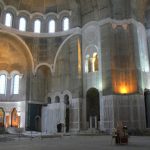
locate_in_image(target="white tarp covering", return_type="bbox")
[41,103,66,134]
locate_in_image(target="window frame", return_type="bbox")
[34,19,41,33]
[48,19,56,33]
[19,17,26,31]
[0,74,7,94]
[62,17,69,31]
[5,12,13,27]
[12,74,20,95]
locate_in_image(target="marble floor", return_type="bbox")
[0,135,150,150]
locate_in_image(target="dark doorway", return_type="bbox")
[86,88,100,128]
[35,116,41,131]
[47,97,51,104]
[57,123,62,132]
[27,104,42,131]
[144,89,150,128]
[64,95,70,132]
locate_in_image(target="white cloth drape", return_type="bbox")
[42,103,66,134]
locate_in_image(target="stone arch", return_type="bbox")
[84,45,99,73]
[31,13,45,32]
[0,30,34,73]
[17,11,30,31]
[3,6,17,27]
[85,44,98,58]
[63,90,72,103]
[53,33,81,73]
[34,63,52,75]
[86,88,100,129]
[45,14,58,33]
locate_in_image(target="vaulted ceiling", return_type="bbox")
[2,0,69,13]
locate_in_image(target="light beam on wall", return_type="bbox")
[78,39,82,77]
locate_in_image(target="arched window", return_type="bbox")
[34,19,41,33]
[12,75,20,94]
[19,17,26,31]
[48,19,55,33]
[62,17,69,31]
[0,74,6,94]
[5,12,13,27]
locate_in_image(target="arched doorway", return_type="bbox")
[86,88,100,129]
[0,108,5,127]
[64,94,70,132]
[11,108,20,128]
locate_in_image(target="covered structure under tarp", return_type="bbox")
[42,103,66,134]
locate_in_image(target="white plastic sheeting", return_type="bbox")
[137,22,150,72]
[41,103,66,134]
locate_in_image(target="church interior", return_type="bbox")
[0,0,150,135]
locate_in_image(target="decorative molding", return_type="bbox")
[34,63,51,75]
[10,70,23,79]
[0,23,81,38]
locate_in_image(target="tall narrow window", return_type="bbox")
[63,17,69,31]
[0,74,6,94]
[34,19,41,33]
[5,12,13,27]
[19,17,26,31]
[48,20,55,33]
[13,75,19,94]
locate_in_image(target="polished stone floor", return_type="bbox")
[0,135,150,150]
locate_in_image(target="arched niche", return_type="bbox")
[11,108,20,128]
[34,65,51,102]
[47,97,52,104]
[84,45,99,73]
[55,96,60,103]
